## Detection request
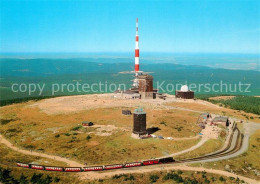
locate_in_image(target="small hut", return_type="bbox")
[82,121,94,127]
[122,110,132,115]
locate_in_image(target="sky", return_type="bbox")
[0,0,260,54]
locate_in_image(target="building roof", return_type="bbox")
[133,107,146,114]
[213,116,228,122]
[137,74,153,80]
[200,112,210,118]
[82,121,92,124]
[175,90,194,93]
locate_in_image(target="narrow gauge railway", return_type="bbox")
[16,124,243,173]
[17,157,175,172]
[176,127,244,164]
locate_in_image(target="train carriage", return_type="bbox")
[83,166,103,172]
[17,163,30,168]
[64,167,82,172]
[31,164,45,170]
[142,159,159,165]
[15,157,175,173]
[124,162,142,168]
[103,164,123,170]
[45,166,64,172]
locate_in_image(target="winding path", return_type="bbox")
[157,137,208,158]
[0,134,84,167]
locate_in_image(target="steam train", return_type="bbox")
[17,157,175,172]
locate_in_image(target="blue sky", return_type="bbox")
[0,0,260,54]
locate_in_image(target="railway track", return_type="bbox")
[11,122,244,173]
[175,127,243,164]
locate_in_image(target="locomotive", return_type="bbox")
[17,157,175,172]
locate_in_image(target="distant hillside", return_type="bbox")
[0,58,259,101]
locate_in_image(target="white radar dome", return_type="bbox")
[180,85,189,92]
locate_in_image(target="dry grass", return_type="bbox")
[91,170,236,184]
[175,138,224,160]
[0,137,234,184]
[0,144,68,167]
[0,143,84,183]
[0,102,201,165]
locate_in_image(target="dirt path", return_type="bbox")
[157,137,208,159]
[0,134,84,167]
[78,165,259,184]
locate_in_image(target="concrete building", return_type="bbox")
[132,108,147,138]
[113,74,156,99]
[175,85,194,99]
[212,116,230,127]
[113,89,141,99]
[138,74,156,99]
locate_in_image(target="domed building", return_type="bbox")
[175,85,194,99]
[180,85,189,92]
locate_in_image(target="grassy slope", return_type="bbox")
[0,135,251,184]
[0,102,201,165]
[0,144,80,184]
[175,138,224,160]
[0,143,236,184]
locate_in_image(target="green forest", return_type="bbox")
[196,95,260,115]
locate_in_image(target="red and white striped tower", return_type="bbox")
[135,18,140,72]
[132,18,142,88]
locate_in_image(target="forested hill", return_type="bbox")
[0,58,259,101]
[0,58,212,77]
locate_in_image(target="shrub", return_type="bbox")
[229,177,235,180]
[86,135,92,141]
[0,119,13,125]
[71,125,82,131]
[211,176,216,181]
[219,176,226,182]
[177,170,183,175]
[112,174,127,179]
[183,178,199,184]
[150,175,159,183]
[19,173,28,184]
[204,178,210,184]
[163,172,183,182]
[53,177,60,182]
[160,121,167,126]
[24,144,36,149]
[6,128,18,133]
[124,175,135,181]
